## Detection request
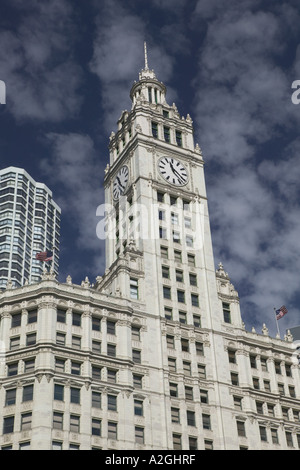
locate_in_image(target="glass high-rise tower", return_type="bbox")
[0,167,61,288]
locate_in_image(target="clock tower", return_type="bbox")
[99,44,245,449]
[102,43,232,330]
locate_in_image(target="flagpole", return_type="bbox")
[273,307,280,338]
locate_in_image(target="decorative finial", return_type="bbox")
[144,41,148,69]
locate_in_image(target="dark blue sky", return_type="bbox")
[1,0,300,336]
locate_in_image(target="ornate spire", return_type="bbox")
[144,41,149,70]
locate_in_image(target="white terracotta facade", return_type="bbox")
[0,57,299,450]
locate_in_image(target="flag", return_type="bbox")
[35,250,53,262]
[276,305,288,320]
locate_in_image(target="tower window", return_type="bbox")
[162,265,170,279]
[164,126,170,143]
[130,278,139,299]
[222,302,231,323]
[160,246,168,259]
[176,130,182,147]
[157,191,164,203]
[163,286,171,300]
[177,288,185,303]
[151,121,158,138]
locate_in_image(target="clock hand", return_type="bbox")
[117,176,125,190]
[169,163,185,184]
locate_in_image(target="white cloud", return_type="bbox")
[0,0,83,121]
[39,132,105,278]
[89,0,175,133]
[191,2,300,333]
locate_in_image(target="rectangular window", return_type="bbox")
[56,332,66,346]
[92,419,101,437]
[55,358,65,373]
[189,437,198,450]
[3,416,14,434]
[223,302,231,323]
[231,372,239,386]
[171,408,180,423]
[166,335,174,349]
[151,122,158,138]
[160,246,168,259]
[24,359,35,373]
[8,362,18,376]
[177,290,185,303]
[237,421,246,437]
[135,426,144,444]
[164,307,173,320]
[286,432,293,447]
[107,369,117,383]
[173,231,180,243]
[157,191,164,203]
[107,343,116,357]
[202,414,211,430]
[253,377,260,390]
[23,385,33,402]
[53,412,63,430]
[187,254,195,267]
[162,265,170,279]
[185,386,193,401]
[92,317,101,331]
[70,388,80,404]
[159,227,167,239]
[183,360,191,376]
[10,336,20,351]
[57,309,66,323]
[130,278,139,299]
[92,365,102,380]
[168,357,176,372]
[54,384,64,401]
[271,428,279,444]
[133,374,143,389]
[71,362,81,376]
[72,312,81,327]
[92,340,101,354]
[72,335,81,350]
[70,415,80,433]
[176,130,182,147]
[108,422,117,440]
[131,326,141,341]
[174,250,182,263]
[189,273,197,286]
[108,395,117,411]
[107,321,116,335]
[11,313,21,328]
[132,349,141,364]
[21,413,32,431]
[193,314,201,328]
[181,338,189,352]
[92,392,101,409]
[186,235,193,247]
[228,350,236,364]
[198,364,206,379]
[250,355,257,368]
[200,389,209,404]
[5,389,16,406]
[175,269,183,282]
[256,401,264,415]
[26,332,36,346]
[179,311,187,324]
[169,382,178,397]
[163,286,171,300]
[234,396,242,410]
[187,410,196,426]
[134,399,143,416]
[191,294,199,307]
[196,342,204,356]
[259,426,267,442]
[164,126,170,143]
[27,309,37,324]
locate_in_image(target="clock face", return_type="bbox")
[113,165,129,200]
[158,157,188,186]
